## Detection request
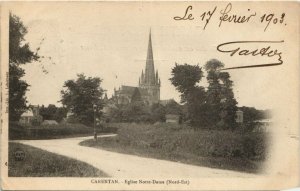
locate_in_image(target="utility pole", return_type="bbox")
[93,104,97,141]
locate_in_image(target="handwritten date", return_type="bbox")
[173,3,286,32]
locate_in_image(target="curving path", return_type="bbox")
[12,135,258,178]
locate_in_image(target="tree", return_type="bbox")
[40,104,57,120]
[9,13,39,121]
[170,60,238,129]
[151,103,166,122]
[53,107,68,122]
[60,74,105,125]
[39,104,67,122]
[164,100,181,115]
[169,63,203,103]
[239,106,271,123]
[205,59,237,129]
[169,63,208,127]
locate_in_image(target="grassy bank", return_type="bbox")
[9,142,109,177]
[9,122,117,140]
[80,123,269,173]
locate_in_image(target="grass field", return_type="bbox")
[9,142,109,177]
[80,123,269,173]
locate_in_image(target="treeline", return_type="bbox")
[39,104,67,123]
[169,59,237,129]
[108,100,182,123]
[169,60,272,129]
[239,106,271,123]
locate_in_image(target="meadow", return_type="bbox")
[80,123,269,173]
[9,142,108,177]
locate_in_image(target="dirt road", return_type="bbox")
[13,135,257,178]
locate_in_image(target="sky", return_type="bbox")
[8,2,299,110]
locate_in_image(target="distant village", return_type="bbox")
[18,31,271,132]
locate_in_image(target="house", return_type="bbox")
[236,110,243,123]
[19,105,43,125]
[253,119,272,132]
[42,120,58,125]
[19,110,34,124]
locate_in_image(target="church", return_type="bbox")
[111,31,161,105]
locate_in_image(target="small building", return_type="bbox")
[253,119,272,132]
[19,110,34,124]
[236,110,243,123]
[160,99,175,106]
[19,105,43,125]
[166,114,180,123]
[42,120,58,125]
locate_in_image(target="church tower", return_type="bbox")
[139,30,160,105]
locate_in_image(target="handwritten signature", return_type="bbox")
[217,40,284,70]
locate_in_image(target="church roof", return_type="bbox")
[21,110,34,117]
[117,86,148,96]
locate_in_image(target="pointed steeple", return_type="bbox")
[141,70,144,84]
[144,29,156,85]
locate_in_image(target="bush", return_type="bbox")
[31,118,42,126]
[102,123,268,161]
[9,122,117,140]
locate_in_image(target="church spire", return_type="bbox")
[144,29,156,85]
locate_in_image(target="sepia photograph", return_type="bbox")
[1,1,299,190]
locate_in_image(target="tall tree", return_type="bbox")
[169,63,203,103]
[9,13,39,121]
[60,74,105,125]
[205,59,237,129]
[169,63,208,126]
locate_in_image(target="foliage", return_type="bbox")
[185,87,208,126]
[169,59,238,129]
[169,63,203,102]
[60,74,105,125]
[164,100,182,115]
[109,101,184,123]
[9,122,117,140]
[169,64,208,127]
[239,106,271,123]
[40,104,67,122]
[9,13,39,121]
[110,102,152,123]
[151,103,166,122]
[205,59,238,129]
[31,118,42,126]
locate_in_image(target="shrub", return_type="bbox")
[103,123,268,161]
[9,122,117,140]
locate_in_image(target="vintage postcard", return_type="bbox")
[0,1,299,190]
